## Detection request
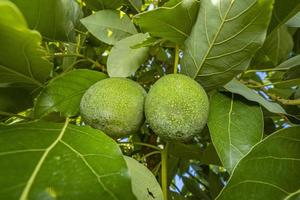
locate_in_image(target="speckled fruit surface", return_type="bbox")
[145,74,209,141]
[80,78,146,137]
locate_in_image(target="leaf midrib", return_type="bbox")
[19,119,69,200]
[193,1,234,78]
[59,140,118,200]
[0,64,43,87]
[227,93,234,169]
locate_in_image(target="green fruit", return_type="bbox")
[145,74,209,141]
[80,78,146,137]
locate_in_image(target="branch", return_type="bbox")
[0,111,32,120]
[243,80,300,105]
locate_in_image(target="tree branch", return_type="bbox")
[243,80,300,105]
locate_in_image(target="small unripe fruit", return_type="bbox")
[145,74,209,141]
[80,78,146,137]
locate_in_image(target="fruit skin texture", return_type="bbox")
[145,74,209,141]
[80,78,146,137]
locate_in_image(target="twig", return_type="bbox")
[243,68,289,74]
[161,142,169,200]
[173,44,179,74]
[0,111,32,120]
[118,142,161,151]
[243,80,300,105]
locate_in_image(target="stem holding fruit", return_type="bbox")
[161,142,169,200]
[174,44,179,74]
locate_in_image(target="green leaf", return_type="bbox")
[294,30,300,54]
[295,88,300,109]
[224,79,286,114]
[85,0,123,10]
[286,190,300,200]
[182,176,210,199]
[81,10,138,45]
[274,78,300,88]
[181,0,274,90]
[169,142,203,160]
[124,156,163,200]
[268,0,300,33]
[217,126,300,200]
[0,88,32,115]
[61,44,78,71]
[277,55,300,69]
[168,142,222,165]
[125,0,143,12]
[268,88,294,99]
[271,55,300,83]
[134,0,199,44]
[201,144,222,166]
[286,12,300,27]
[10,0,82,41]
[208,92,263,173]
[107,33,149,77]
[0,1,52,88]
[208,170,223,199]
[34,69,107,118]
[131,37,164,49]
[0,122,137,200]
[253,25,293,67]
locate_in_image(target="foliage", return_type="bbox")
[0,0,300,199]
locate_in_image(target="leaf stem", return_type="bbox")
[242,79,300,105]
[52,53,83,58]
[243,68,290,74]
[152,161,162,176]
[141,151,161,160]
[134,142,162,151]
[161,142,169,200]
[174,44,179,74]
[51,53,104,70]
[119,142,161,151]
[0,111,32,120]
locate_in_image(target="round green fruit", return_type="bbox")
[145,74,209,141]
[80,78,146,137]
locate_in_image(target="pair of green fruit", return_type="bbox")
[80,74,209,141]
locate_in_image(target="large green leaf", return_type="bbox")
[208,92,263,173]
[81,10,137,45]
[34,69,107,118]
[134,0,199,44]
[224,79,286,114]
[107,33,149,77]
[0,1,52,88]
[268,0,300,33]
[217,126,300,200]
[85,0,123,10]
[253,25,293,67]
[124,156,163,200]
[181,0,274,90]
[10,0,82,41]
[0,122,137,200]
